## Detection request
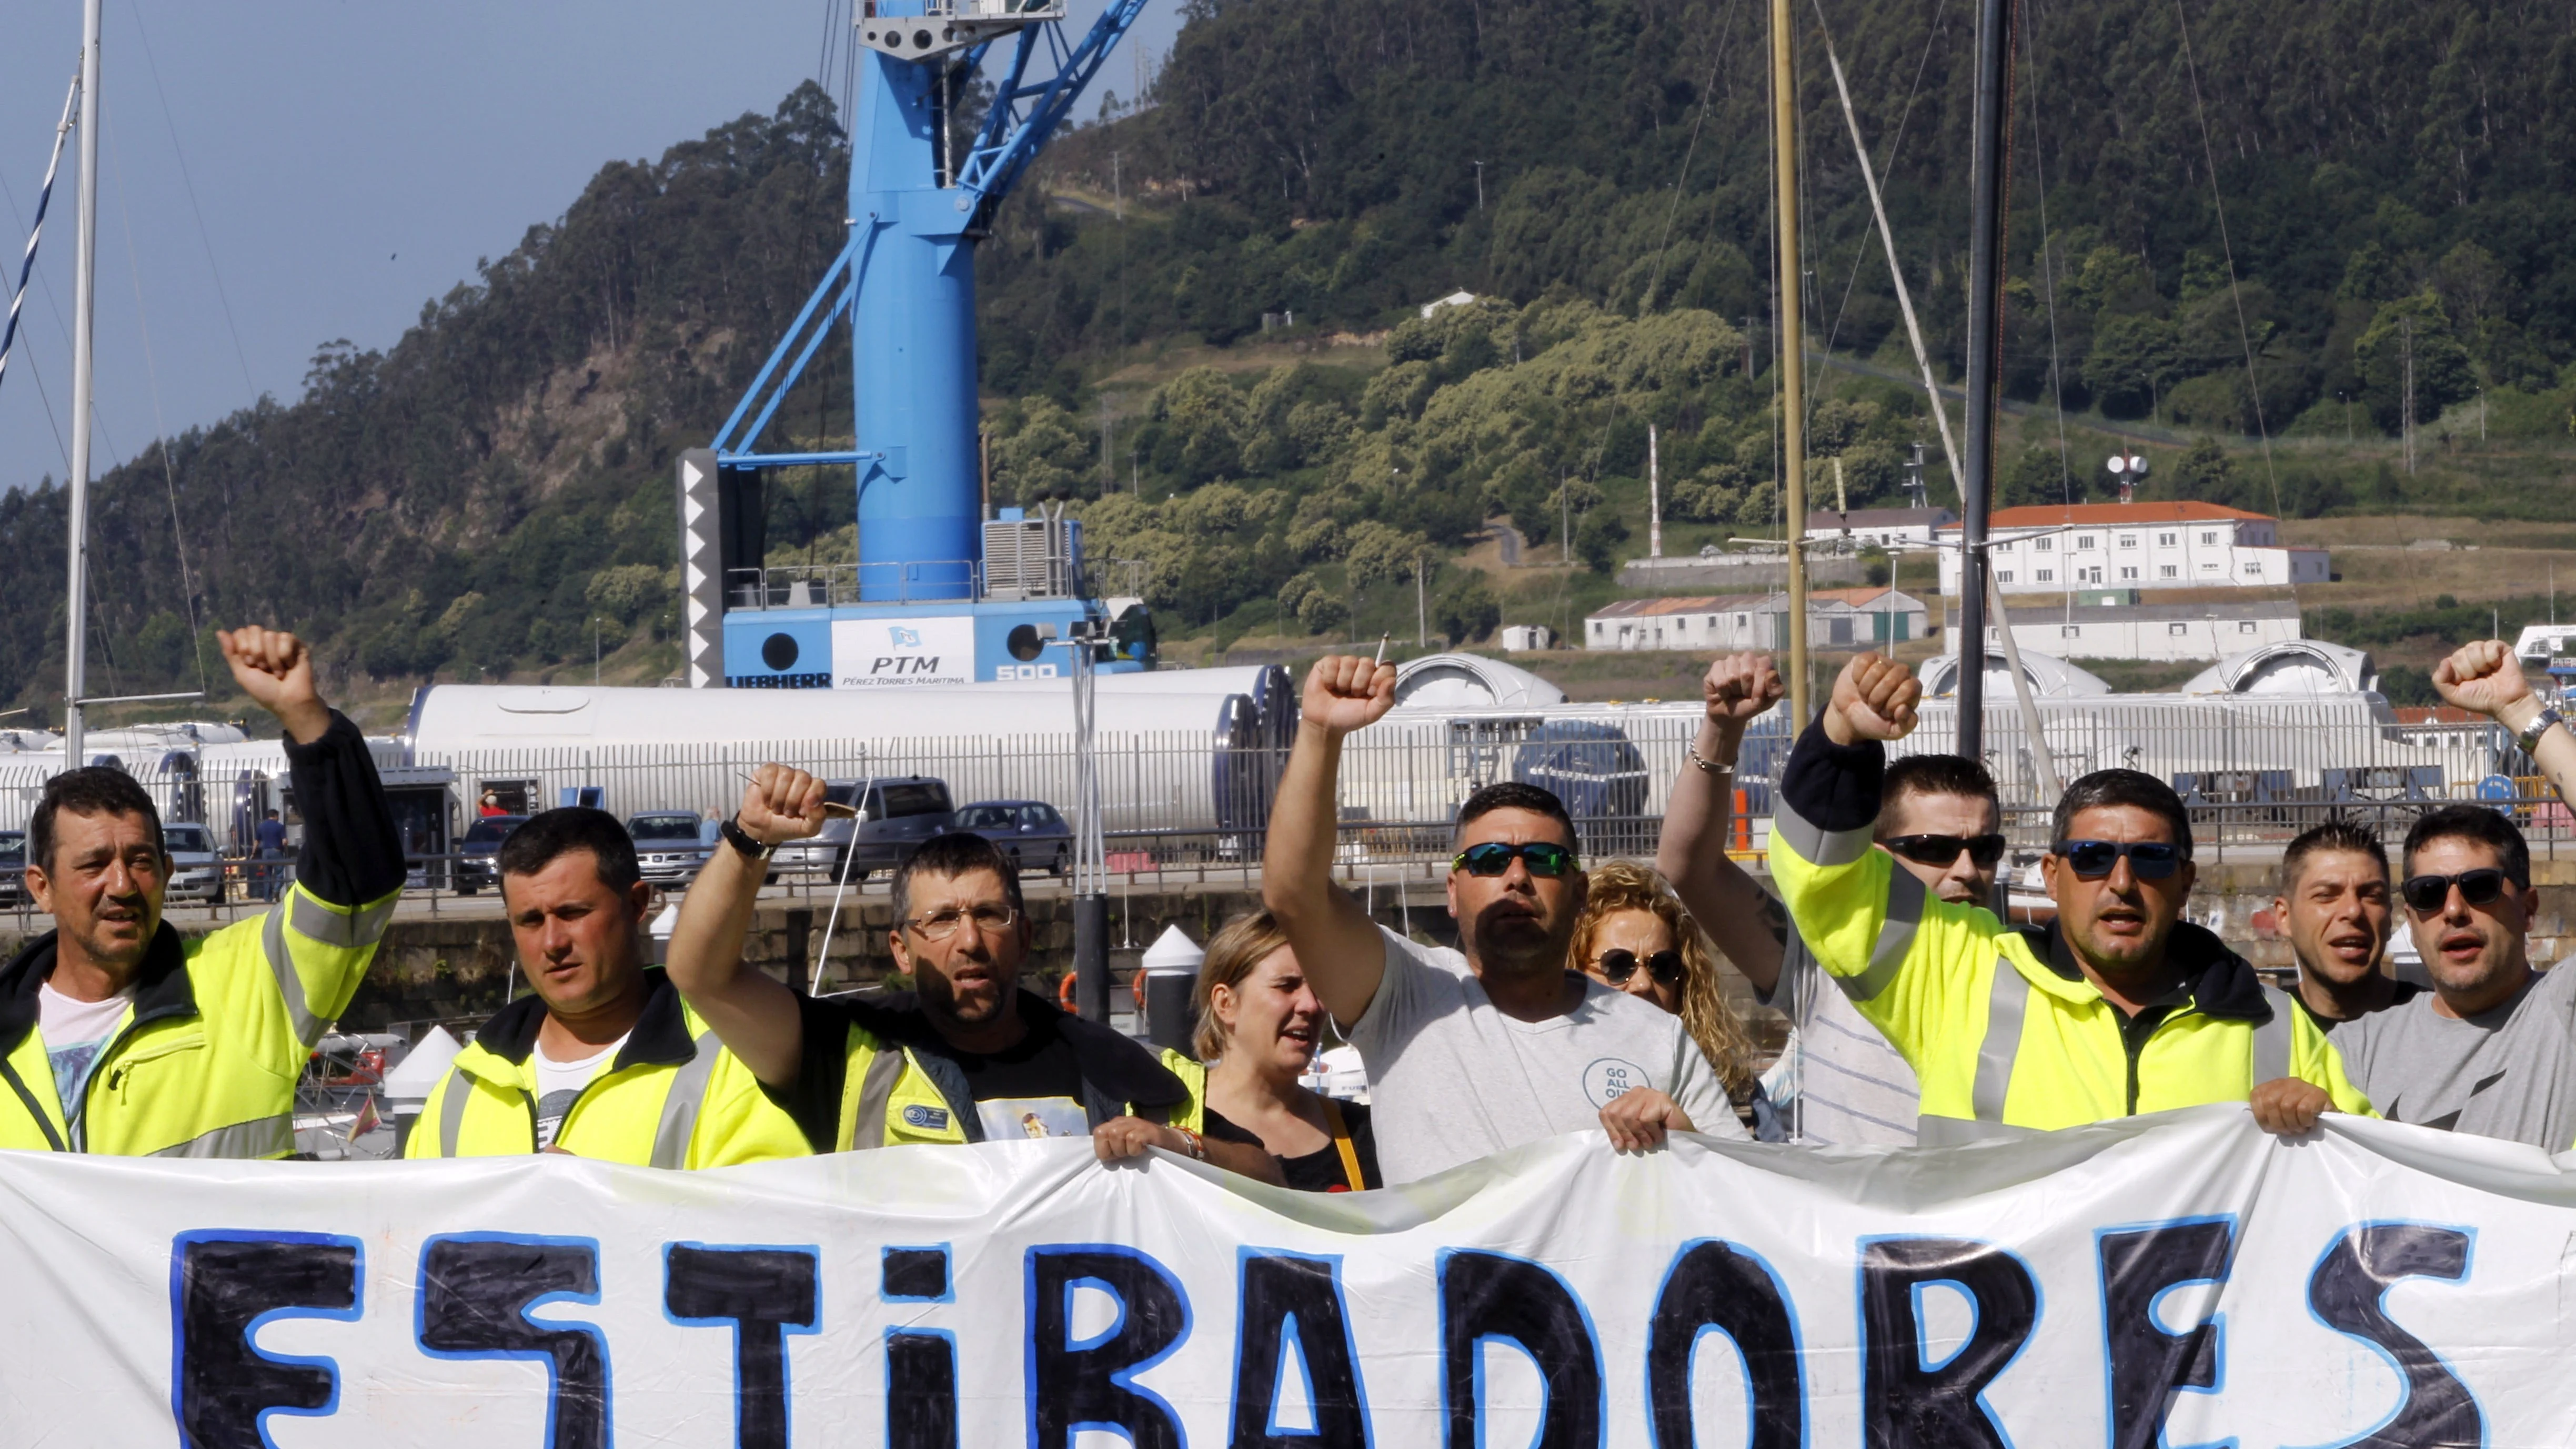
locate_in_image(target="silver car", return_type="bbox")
[630,811,716,884]
[164,823,225,903]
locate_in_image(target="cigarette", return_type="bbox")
[1374,634,1389,666]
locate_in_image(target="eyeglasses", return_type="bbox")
[904,903,1020,941]
[2399,869,2510,915]
[1451,841,1580,878]
[1884,833,2008,869]
[1596,948,1686,987]
[2053,840,2184,880]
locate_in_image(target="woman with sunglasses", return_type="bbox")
[1567,861,1776,1139]
[1189,911,1381,1192]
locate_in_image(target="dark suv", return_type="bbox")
[777,777,953,881]
[455,814,528,894]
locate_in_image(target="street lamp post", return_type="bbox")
[1044,621,1111,1022]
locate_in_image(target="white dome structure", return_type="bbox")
[2180,640,2378,696]
[1916,649,2111,700]
[1390,652,1568,710]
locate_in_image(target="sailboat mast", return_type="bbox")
[64,0,103,768]
[1771,0,1809,725]
[1957,0,2017,761]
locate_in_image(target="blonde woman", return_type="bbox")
[1568,860,1779,1140]
[1191,911,1381,1192]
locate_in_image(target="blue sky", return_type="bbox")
[0,0,1178,494]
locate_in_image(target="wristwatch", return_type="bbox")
[719,814,774,860]
[2518,705,2567,757]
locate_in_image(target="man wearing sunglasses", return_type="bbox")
[2265,639,2576,1147]
[1661,652,2007,1146]
[1768,653,2370,1142]
[665,768,1280,1181]
[1264,655,1742,1185]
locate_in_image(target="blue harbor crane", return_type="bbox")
[678,0,1155,691]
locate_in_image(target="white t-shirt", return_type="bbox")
[1344,926,1742,1184]
[1758,933,1922,1147]
[38,982,132,1120]
[531,1034,627,1149]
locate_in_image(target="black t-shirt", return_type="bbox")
[1203,1099,1383,1192]
[932,1010,1092,1141]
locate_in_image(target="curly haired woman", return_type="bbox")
[1568,859,1780,1140]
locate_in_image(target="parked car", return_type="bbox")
[0,830,22,906]
[456,814,529,894]
[629,811,716,884]
[776,776,954,881]
[949,800,1072,877]
[163,823,225,903]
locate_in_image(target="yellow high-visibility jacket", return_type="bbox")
[0,715,402,1158]
[407,968,808,1168]
[1769,726,2373,1143]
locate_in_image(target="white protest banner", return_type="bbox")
[3,1104,2565,1446]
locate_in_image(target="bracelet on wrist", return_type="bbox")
[1686,744,1738,775]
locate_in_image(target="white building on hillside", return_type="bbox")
[1990,597,2302,663]
[1936,501,2330,595]
[1586,588,1929,652]
[1804,507,1957,549]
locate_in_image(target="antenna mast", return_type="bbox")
[65,0,103,767]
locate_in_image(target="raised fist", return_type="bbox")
[1702,652,1784,731]
[738,763,830,846]
[1826,652,1921,745]
[217,626,330,744]
[1300,655,1397,736]
[2431,639,2533,724]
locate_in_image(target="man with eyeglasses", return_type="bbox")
[1264,655,1742,1186]
[1660,652,2008,1145]
[665,768,1280,1180]
[2260,639,2576,1147]
[1768,653,2369,1142]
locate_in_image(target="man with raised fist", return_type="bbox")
[2299,639,2576,1148]
[0,627,405,1157]
[1261,654,1740,1186]
[1769,652,2369,1141]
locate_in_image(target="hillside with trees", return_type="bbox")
[4,0,2572,716]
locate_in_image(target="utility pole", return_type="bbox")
[1415,555,1428,648]
[1956,0,2019,763]
[1770,0,1811,726]
[1472,159,1485,210]
[1647,422,1663,559]
[1111,149,1122,221]
[2401,313,2417,476]
[64,0,103,768]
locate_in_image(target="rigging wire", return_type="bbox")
[109,118,212,698]
[2170,0,2292,567]
[2,75,78,404]
[128,1,257,402]
[1808,0,1950,368]
[2016,0,2076,505]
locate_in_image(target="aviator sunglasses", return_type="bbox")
[1883,833,2008,869]
[2399,868,2509,915]
[2052,839,2183,880]
[1595,948,1687,988]
[1451,841,1581,877]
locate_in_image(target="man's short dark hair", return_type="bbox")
[2279,820,2389,895]
[2403,804,2530,889]
[892,830,1027,924]
[2051,769,2193,859]
[496,807,640,894]
[31,767,164,871]
[1878,754,2000,838]
[1456,781,1577,844]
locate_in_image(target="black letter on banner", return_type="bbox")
[1438,1249,1604,1449]
[665,1244,819,1449]
[1859,1236,2039,1449]
[172,1231,362,1448]
[2307,1223,2483,1448]
[2099,1219,2233,1449]
[1645,1239,1803,1449]
[1026,1245,1192,1449]
[419,1234,610,1449]
[1230,1252,1370,1448]
[886,1242,958,1449]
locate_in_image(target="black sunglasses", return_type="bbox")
[1884,833,2008,869]
[1597,948,1686,987]
[2400,869,2510,915]
[1452,841,1580,878]
[2053,839,2184,880]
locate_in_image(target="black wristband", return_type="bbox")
[720,814,774,860]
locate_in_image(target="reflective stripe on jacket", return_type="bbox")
[0,883,395,1158]
[1769,728,2373,1141]
[407,968,807,1169]
[818,991,1191,1152]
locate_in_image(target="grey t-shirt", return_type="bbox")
[1344,926,1742,1185]
[2330,961,2576,1150]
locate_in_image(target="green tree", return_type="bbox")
[2354,296,2477,434]
[1433,571,1501,644]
